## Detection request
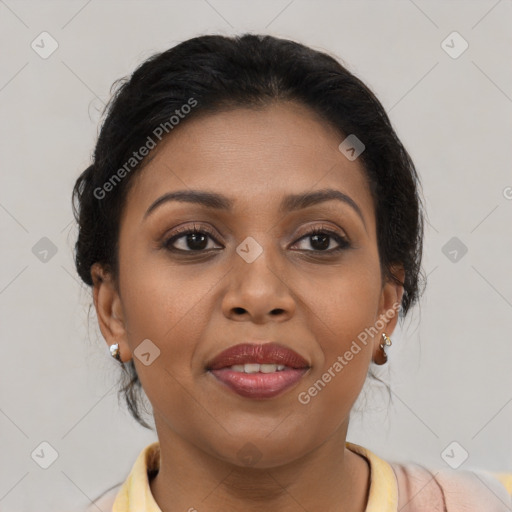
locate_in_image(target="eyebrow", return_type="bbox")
[143,188,366,227]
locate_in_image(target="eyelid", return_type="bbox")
[163,222,222,245]
[293,222,348,239]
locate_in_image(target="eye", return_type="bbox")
[163,224,222,253]
[162,223,350,255]
[291,226,350,253]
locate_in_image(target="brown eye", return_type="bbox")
[292,228,350,253]
[163,225,222,253]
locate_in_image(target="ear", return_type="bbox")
[377,264,405,335]
[373,265,405,364]
[91,263,131,363]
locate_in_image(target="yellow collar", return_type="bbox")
[113,441,398,511]
[112,441,161,512]
[346,441,398,512]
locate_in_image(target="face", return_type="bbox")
[92,101,403,468]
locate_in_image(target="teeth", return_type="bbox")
[244,363,260,374]
[228,363,288,373]
[260,364,278,373]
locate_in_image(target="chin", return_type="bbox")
[205,431,317,470]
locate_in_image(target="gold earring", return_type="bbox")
[380,333,392,360]
[109,343,123,363]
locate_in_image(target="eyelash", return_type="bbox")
[162,223,350,255]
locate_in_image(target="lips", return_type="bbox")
[207,342,310,399]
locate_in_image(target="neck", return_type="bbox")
[149,420,370,512]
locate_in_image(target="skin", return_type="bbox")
[92,101,404,512]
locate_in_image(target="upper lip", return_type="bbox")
[207,342,310,370]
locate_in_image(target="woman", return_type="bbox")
[73,34,512,511]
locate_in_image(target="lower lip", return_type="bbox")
[209,368,308,399]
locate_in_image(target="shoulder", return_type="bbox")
[390,461,512,512]
[85,483,123,512]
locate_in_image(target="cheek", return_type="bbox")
[303,254,382,388]
[118,248,223,398]
[121,272,204,361]
[294,277,379,434]
[118,264,214,432]
[306,251,382,340]
[119,237,213,342]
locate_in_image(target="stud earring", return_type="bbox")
[109,343,123,363]
[380,333,392,361]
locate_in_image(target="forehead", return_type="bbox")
[123,101,375,222]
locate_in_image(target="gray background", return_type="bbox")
[1,1,511,510]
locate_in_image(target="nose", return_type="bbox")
[221,245,296,324]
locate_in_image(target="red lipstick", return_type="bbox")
[207,342,310,399]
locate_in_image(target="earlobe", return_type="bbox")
[91,263,130,362]
[373,265,405,364]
